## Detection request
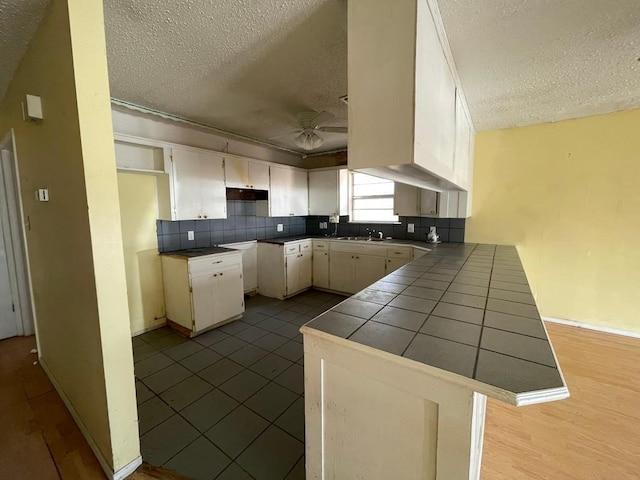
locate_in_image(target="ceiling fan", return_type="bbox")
[274,111,347,151]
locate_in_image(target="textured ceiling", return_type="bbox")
[104,0,347,153]
[438,0,640,131]
[0,0,49,101]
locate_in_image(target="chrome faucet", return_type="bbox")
[378,231,384,239]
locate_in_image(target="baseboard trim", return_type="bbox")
[39,358,142,479]
[542,316,640,339]
[114,455,143,480]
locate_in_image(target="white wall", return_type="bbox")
[111,105,303,167]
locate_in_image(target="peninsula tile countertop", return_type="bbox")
[301,243,569,406]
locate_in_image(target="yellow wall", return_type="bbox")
[467,108,640,333]
[0,0,139,473]
[117,172,166,335]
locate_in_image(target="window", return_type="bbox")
[350,172,398,222]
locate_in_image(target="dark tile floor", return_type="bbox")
[132,289,346,480]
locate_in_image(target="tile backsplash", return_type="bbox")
[157,201,466,252]
[157,200,307,252]
[306,216,465,243]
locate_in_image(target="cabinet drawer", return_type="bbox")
[188,253,241,275]
[313,240,329,251]
[387,247,412,259]
[284,244,299,255]
[299,241,312,252]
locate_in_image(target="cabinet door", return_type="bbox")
[453,92,472,191]
[329,251,356,294]
[309,170,338,215]
[225,157,250,188]
[269,165,291,216]
[298,251,312,291]
[290,168,309,216]
[173,147,227,220]
[385,257,407,275]
[191,273,216,331]
[172,147,204,220]
[241,247,258,292]
[200,152,227,219]
[249,161,270,190]
[414,2,456,180]
[394,183,419,216]
[420,189,438,216]
[215,266,244,324]
[355,254,387,291]
[313,251,330,289]
[285,254,300,296]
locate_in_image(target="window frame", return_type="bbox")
[348,171,400,224]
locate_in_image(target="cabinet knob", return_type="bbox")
[203,215,208,218]
[220,273,223,276]
[198,215,202,218]
[213,274,217,277]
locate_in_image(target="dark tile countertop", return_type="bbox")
[258,235,326,244]
[301,243,569,406]
[161,246,239,258]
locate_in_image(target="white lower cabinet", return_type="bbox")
[161,251,244,336]
[220,241,258,293]
[286,251,312,297]
[257,240,313,299]
[328,251,357,294]
[312,241,330,289]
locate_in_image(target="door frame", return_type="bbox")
[0,130,36,338]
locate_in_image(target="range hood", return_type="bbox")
[347,0,474,194]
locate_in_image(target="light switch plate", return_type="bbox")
[37,188,49,202]
[277,223,283,232]
[187,230,194,240]
[407,223,415,233]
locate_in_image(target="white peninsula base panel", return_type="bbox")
[303,331,486,480]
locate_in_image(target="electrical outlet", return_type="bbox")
[407,223,415,233]
[187,230,194,241]
[277,223,283,232]
[320,222,328,229]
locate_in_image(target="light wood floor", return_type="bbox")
[1,323,639,479]
[481,323,640,479]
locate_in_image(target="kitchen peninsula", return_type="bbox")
[301,243,568,480]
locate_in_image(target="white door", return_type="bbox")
[290,169,309,216]
[199,152,227,219]
[355,255,387,291]
[0,219,17,340]
[191,273,216,331]
[225,157,249,188]
[285,254,300,296]
[312,251,330,289]
[309,170,338,215]
[386,257,407,275]
[249,161,270,190]
[329,251,356,294]
[172,147,204,220]
[298,250,313,290]
[269,165,290,216]
[215,266,244,324]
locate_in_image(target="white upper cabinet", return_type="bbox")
[453,91,472,191]
[394,183,442,217]
[348,0,475,194]
[257,165,308,217]
[171,146,227,220]
[308,167,349,216]
[224,156,270,190]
